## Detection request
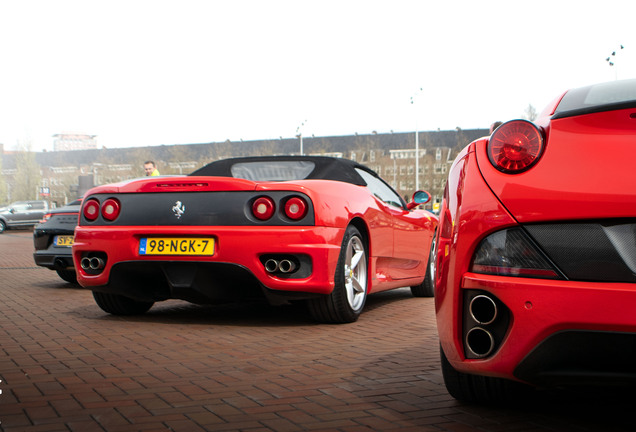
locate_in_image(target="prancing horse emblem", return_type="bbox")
[172,201,185,219]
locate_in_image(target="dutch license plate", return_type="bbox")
[54,235,74,247]
[139,237,215,256]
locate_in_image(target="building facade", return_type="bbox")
[52,133,98,152]
[2,129,488,210]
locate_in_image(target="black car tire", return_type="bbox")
[56,269,78,284]
[0,220,6,234]
[307,225,368,323]
[93,291,154,315]
[411,229,436,297]
[440,345,528,403]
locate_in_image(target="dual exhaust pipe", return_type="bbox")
[80,256,105,271]
[264,258,297,274]
[466,294,498,358]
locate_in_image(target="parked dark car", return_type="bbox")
[33,199,81,283]
[0,200,49,233]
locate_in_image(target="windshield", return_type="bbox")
[230,161,316,181]
[553,79,636,118]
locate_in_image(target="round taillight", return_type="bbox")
[252,196,275,220]
[488,120,544,173]
[83,199,100,221]
[284,197,307,220]
[101,198,121,221]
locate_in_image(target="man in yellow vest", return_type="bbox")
[144,160,160,176]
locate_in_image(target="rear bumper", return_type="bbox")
[33,250,74,270]
[73,225,344,300]
[444,273,636,386]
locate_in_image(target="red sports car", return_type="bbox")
[436,79,636,401]
[73,156,437,323]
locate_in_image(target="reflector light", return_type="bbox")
[83,199,100,221]
[101,198,121,221]
[488,120,544,173]
[252,196,275,220]
[440,208,453,239]
[470,228,561,279]
[284,197,307,220]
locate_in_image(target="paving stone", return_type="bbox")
[1,231,636,431]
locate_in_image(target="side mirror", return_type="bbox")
[9,208,16,214]
[406,190,431,210]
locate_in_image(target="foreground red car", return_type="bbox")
[436,79,636,401]
[74,156,437,323]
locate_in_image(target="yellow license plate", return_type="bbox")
[139,237,215,256]
[55,235,74,247]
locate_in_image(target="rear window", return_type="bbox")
[553,79,636,118]
[230,161,316,181]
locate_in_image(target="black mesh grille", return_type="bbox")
[525,221,636,282]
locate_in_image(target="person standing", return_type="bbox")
[144,160,160,176]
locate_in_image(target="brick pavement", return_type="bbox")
[1,230,635,431]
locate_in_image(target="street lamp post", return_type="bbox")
[410,88,423,190]
[606,44,624,80]
[296,120,307,155]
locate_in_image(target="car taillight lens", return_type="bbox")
[83,199,100,221]
[40,213,52,223]
[284,197,307,220]
[470,228,562,279]
[488,120,544,173]
[101,198,121,221]
[252,196,275,220]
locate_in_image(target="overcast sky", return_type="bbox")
[1,0,634,152]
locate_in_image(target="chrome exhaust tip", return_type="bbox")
[89,257,105,270]
[469,294,498,325]
[466,327,495,358]
[264,259,279,273]
[80,257,92,270]
[278,259,297,273]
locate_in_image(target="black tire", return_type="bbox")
[93,291,154,315]
[440,345,528,403]
[0,220,6,234]
[56,269,78,284]
[411,229,436,297]
[307,225,368,323]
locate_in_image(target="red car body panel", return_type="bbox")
[481,109,636,223]
[74,176,436,296]
[436,80,636,388]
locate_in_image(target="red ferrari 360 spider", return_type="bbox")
[436,78,636,401]
[73,156,437,323]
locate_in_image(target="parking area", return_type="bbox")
[1,230,635,431]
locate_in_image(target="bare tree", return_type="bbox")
[0,152,8,204]
[13,139,41,201]
[523,104,538,121]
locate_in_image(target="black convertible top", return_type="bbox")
[189,156,373,186]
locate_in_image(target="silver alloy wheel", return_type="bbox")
[344,235,367,311]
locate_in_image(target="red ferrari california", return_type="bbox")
[73,156,437,323]
[436,79,636,401]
